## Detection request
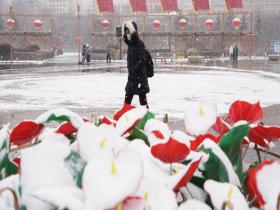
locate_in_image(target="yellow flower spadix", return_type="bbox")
[99,138,106,149]
[227,187,234,200]
[111,161,117,175]
[144,192,149,200]
[172,165,181,173]
[124,115,129,122]
[116,202,122,210]
[198,106,204,116]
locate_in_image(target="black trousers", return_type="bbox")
[125,93,148,107]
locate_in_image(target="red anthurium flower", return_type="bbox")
[56,122,77,136]
[228,100,263,124]
[10,121,44,145]
[249,125,280,148]
[173,156,202,192]
[114,103,136,121]
[98,115,116,126]
[212,117,230,135]
[151,137,190,163]
[190,134,219,151]
[245,160,274,208]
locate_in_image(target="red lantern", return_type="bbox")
[205,18,214,30]
[232,17,241,30]
[6,18,15,29]
[101,19,110,30]
[152,19,161,30]
[179,18,187,30]
[33,19,42,29]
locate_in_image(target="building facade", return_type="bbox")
[244,0,280,12]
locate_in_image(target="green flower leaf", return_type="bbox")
[46,114,71,125]
[200,147,229,183]
[64,150,87,188]
[129,111,154,145]
[219,123,249,184]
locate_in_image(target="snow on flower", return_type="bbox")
[20,141,75,209]
[77,122,128,161]
[246,160,280,209]
[115,106,147,136]
[0,100,279,210]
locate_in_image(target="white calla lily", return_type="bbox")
[204,180,250,210]
[184,101,217,136]
[133,179,178,210]
[77,123,128,161]
[82,148,143,210]
[21,141,75,209]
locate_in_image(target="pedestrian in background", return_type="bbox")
[106,48,112,64]
[81,44,86,65]
[122,21,150,108]
[86,43,91,65]
[229,45,234,67]
[233,45,239,68]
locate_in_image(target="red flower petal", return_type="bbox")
[114,103,136,121]
[12,157,21,173]
[123,196,142,205]
[248,125,280,148]
[151,130,165,139]
[212,117,229,135]
[173,157,202,192]
[122,119,141,136]
[255,126,280,142]
[190,134,219,151]
[228,101,263,124]
[151,137,190,163]
[10,121,44,145]
[245,160,274,207]
[56,122,77,135]
[249,127,270,148]
[100,116,116,126]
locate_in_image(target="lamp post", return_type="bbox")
[77,4,81,64]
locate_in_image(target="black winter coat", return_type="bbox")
[124,33,150,95]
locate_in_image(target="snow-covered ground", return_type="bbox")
[0,68,279,118]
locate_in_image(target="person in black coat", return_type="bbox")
[122,21,150,108]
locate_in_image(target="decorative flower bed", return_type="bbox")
[0,100,279,210]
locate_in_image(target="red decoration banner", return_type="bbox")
[225,0,243,9]
[192,0,210,11]
[160,0,178,12]
[129,0,147,12]
[96,0,114,12]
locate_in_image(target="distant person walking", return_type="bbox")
[86,43,92,65]
[122,21,150,108]
[81,44,86,65]
[229,45,234,67]
[233,45,239,68]
[106,49,112,64]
